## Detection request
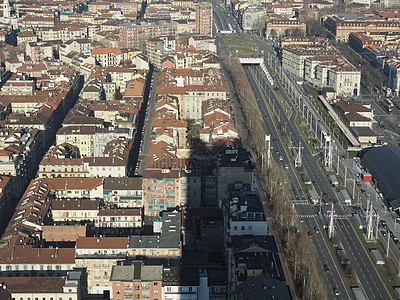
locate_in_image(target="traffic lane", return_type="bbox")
[337,218,391,299]
[247,67,347,299]
[272,67,331,143]
[303,217,351,300]
[256,71,335,198]
[246,68,309,204]
[378,229,400,268]
[253,67,389,298]
[247,68,339,208]
[260,77,347,215]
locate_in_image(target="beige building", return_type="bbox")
[96,208,142,229]
[56,126,96,157]
[17,31,37,46]
[91,48,124,67]
[52,198,100,223]
[327,62,361,96]
[0,244,75,272]
[75,237,129,294]
[47,177,104,199]
[0,273,82,300]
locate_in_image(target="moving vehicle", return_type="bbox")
[324,264,330,273]
[333,287,340,296]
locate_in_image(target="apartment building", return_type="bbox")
[52,198,100,223]
[91,48,124,67]
[324,15,400,42]
[0,244,76,272]
[103,177,143,208]
[94,128,133,156]
[110,263,163,300]
[128,210,182,257]
[195,2,213,36]
[142,169,183,216]
[226,182,268,237]
[119,20,178,48]
[38,157,87,177]
[47,177,103,198]
[265,20,306,40]
[282,42,336,78]
[0,273,83,300]
[96,208,142,230]
[56,126,96,157]
[75,237,129,294]
[325,61,361,96]
[16,31,37,46]
[88,1,111,13]
[242,6,266,32]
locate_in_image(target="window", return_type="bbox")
[233,226,237,231]
[135,286,140,290]
[248,226,253,231]
[241,226,245,231]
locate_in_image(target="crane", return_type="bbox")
[358,48,400,97]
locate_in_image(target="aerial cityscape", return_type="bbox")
[0,0,399,299]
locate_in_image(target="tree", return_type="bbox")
[254,16,266,38]
[306,19,328,38]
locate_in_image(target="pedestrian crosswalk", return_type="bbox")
[298,214,348,219]
[298,215,314,219]
[292,200,309,205]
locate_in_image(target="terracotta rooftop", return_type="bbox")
[76,236,129,249]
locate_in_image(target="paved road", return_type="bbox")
[247,64,391,300]
[244,66,351,300]
[214,4,394,298]
[136,71,159,175]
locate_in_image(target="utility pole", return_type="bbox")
[294,142,303,168]
[319,192,323,214]
[328,203,336,239]
[265,134,271,167]
[387,232,390,257]
[336,154,340,174]
[367,201,374,240]
[397,257,400,277]
[323,133,333,170]
[376,213,380,240]
[261,153,264,172]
